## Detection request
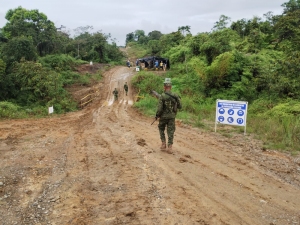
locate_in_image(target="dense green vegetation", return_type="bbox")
[1,2,300,153]
[0,6,125,117]
[128,0,300,153]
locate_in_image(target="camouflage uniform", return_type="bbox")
[124,83,128,96]
[113,88,118,101]
[156,90,182,146]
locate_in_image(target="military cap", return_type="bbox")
[164,78,172,86]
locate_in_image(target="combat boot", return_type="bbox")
[160,142,166,150]
[167,144,172,154]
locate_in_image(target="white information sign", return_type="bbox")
[48,106,54,114]
[136,67,140,71]
[215,99,248,134]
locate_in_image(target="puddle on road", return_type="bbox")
[108,99,114,106]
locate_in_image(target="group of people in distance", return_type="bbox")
[127,59,166,71]
[154,60,165,70]
[114,59,180,153]
[112,82,128,101]
[112,75,181,154]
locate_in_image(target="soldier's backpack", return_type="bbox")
[163,93,179,114]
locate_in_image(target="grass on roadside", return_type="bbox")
[131,72,300,153]
[248,115,300,152]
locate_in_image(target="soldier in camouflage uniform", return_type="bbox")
[124,82,128,96]
[156,78,182,153]
[112,88,118,101]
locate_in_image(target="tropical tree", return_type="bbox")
[148,30,163,40]
[148,40,160,55]
[2,6,57,56]
[0,59,8,100]
[178,25,191,36]
[90,32,110,62]
[106,41,125,62]
[275,9,300,50]
[159,31,184,54]
[53,28,72,54]
[10,59,63,105]
[1,36,37,67]
[213,15,231,31]
[125,32,135,45]
[200,29,240,64]
[281,0,300,13]
[230,18,251,38]
[134,30,145,41]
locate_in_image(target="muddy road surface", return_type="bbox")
[1,66,300,225]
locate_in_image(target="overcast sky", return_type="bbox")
[0,0,286,46]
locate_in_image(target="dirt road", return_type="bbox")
[1,66,300,225]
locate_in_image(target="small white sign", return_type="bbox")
[215,99,248,134]
[136,67,140,71]
[48,106,54,114]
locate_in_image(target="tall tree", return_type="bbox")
[125,32,135,45]
[134,30,145,41]
[212,15,231,31]
[148,30,163,40]
[148,40,160,55]
[0,59,8,100]
[282,0,300,13]
[178,25,191,36]
[90,32,109,62]
[231,18,250,38]
[159,31,184,54]
[1,36,37,66]
[73,26,94,58]
[200,29,240,64]
[275,9,300,50]
[2,6,57,56]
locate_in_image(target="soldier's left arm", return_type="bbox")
[156,96,164,117]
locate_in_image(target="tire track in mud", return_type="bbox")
[109,99,300,224]
[90,87,159,223]
[84,67,199,224]
[156,127,300,224]
[45,67,162,224]
[1,66,300,225]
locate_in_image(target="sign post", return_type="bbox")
[215,100,248,135]
[48,106,54,115]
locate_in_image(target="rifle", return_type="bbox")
[149,90,160,125]
[150,90,161,99]
[151,117,158,125]
[151,90,179,101]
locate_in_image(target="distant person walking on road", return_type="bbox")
[113,88,118,101]
[126,60,131,68]
[124,82,128,96]
[155,78,182,153]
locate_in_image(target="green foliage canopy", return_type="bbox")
[3,6,57,56]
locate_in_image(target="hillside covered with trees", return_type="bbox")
[1,0,300,152]
[0,6,125,115]
[126,0,300,153]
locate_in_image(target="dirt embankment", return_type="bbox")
[0,65,300,225]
